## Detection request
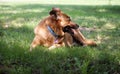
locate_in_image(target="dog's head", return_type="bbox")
[49,8,79,28]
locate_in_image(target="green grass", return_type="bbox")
[0,3,120,74]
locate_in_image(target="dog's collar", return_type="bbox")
[47,25,63,38]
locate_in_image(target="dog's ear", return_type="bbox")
[49,8,61,19]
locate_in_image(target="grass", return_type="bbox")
[0,3,120,74]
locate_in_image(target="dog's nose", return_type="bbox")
[63,26,74,34]
[76,24,79,28]
[71,24,79,29]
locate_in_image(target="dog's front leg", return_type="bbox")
[64,32,73,47]
[72,28,96,46]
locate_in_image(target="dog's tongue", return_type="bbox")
[54,39,58,43]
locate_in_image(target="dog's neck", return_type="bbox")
[46,16,64,35]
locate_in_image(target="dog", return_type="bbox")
[30,8,96,51]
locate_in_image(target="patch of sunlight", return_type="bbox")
[4,17,41,29]
[1,16,9,20]
[102,22,116,30]
[96,34,102,44]
[0,6,11,10]
[24,9,45,13]
[104,36,110,40]
[2,18,26,28]
[12,22,23,28]
[96,28,102,32]
[79,16,99,22]
[0,8,45,14]
[97,9,107,12]
[99,18,107,22]
[1,19,10,28]
[77,16,107,23]
[11,18,25,27]
[96,33,111,44]
[25,20,38,28]
[0,10,19,14]
[3,24,9,28]
[108,46,113,49]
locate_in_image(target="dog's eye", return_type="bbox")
[67,17,71,21]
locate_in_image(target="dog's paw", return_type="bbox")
[48,46,57,50]
[48,44,61,50]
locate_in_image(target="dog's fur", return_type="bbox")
[30,8,96,51]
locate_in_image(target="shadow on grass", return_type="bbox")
[0,26,120,74]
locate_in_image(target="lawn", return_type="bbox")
[0,3,120,74]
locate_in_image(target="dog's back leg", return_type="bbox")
[64,32,73,47]
[30,36,41,51]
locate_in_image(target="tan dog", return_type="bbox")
[30,8,96,51]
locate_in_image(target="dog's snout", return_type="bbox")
[76,24,79,28]
[69,23,79,29]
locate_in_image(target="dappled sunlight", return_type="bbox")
[80,16,99,22]
[97,8,107,12]
[0,4,120,74]
[73,15,118,46]
[0,4,47,29]
[23,8,45,13]
[0,8,45,14]
[11,21,23,28]
[99,17,107,22]
[2,19,39,29]
[102,22,116,30]
[0,16,9,20]
[74,15,118,34]
[103,36,110,40]
[77,16,108,23]
[96,34,102,44]
[2,18,25,28]
[0,6,12,10]
[96,33,111,44]
[3,23,9,28]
